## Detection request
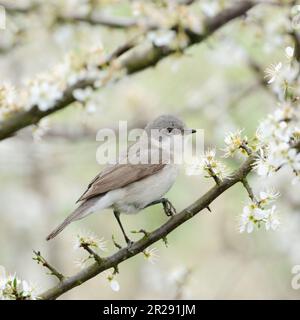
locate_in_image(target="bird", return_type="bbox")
[46,114,196,246]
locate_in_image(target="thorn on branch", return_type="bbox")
[113,265,119,275]
[162,236,169,247]
[33,250,65,282]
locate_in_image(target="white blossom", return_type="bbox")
[223,129,248,157]
[239,200,280,234]
[258,189,280,205]
[291,5,300,16]
[103,271,120,292]
[186,149,228,179]
[264,62,282,84]
[0,83,20,121]
[0,266,37,300]
[0,83,17,105]
[28,80,63,111]
[285,46,294,60]
[287,148,300,171]
[148,30,176,47]
[201,2,221,17]
[265,206,280,231]
[109,279,120,292]
[253,152,283,177]
[239,205,255,233]
[253,99,299,177]
[73,87,93,102]
[200,149,228,181]
[74,230,107,251]
[143,247,159,264]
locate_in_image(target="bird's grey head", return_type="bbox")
[145,114,196,137]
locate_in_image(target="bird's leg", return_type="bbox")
[145,198,176,217]
[161,198,176,216]
[113,210,133,247]
[144,199,162,207]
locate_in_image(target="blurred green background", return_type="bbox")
[0,0,300,299]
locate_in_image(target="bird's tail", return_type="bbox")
[46,197,99,241]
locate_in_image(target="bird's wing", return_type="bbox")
[76,163,165,203]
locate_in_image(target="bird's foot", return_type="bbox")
[126,239,134,247]
[162,198,176,217]
[125,238,135,252]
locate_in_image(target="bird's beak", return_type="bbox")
[185,128,197,135]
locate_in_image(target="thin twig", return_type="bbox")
[33,250,65,282]
[131,229,150,237]
[241,178,257,204]
[80,244,103,265]
[207,166,222,185]
[240,142,253,156]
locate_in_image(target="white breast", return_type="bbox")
[113,164,179,214]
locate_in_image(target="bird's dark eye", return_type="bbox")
[167,127,173,133]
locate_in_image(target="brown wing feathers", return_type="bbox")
[46,163,165,240]
[77,163,165,203]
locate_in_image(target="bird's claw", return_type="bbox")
[126,239,135,253]
[126,238,134,248]
[162,199,176,217]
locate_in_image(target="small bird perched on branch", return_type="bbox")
[46,115,196,246]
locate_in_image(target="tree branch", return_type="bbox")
[0,1,256,141]
[56,14,139,29]
[39,153,256,300]
[0,0,198,29]
[33,251,65,282]
[241,177,257,203]
[57,0,199,28]
[80,244,103,265]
